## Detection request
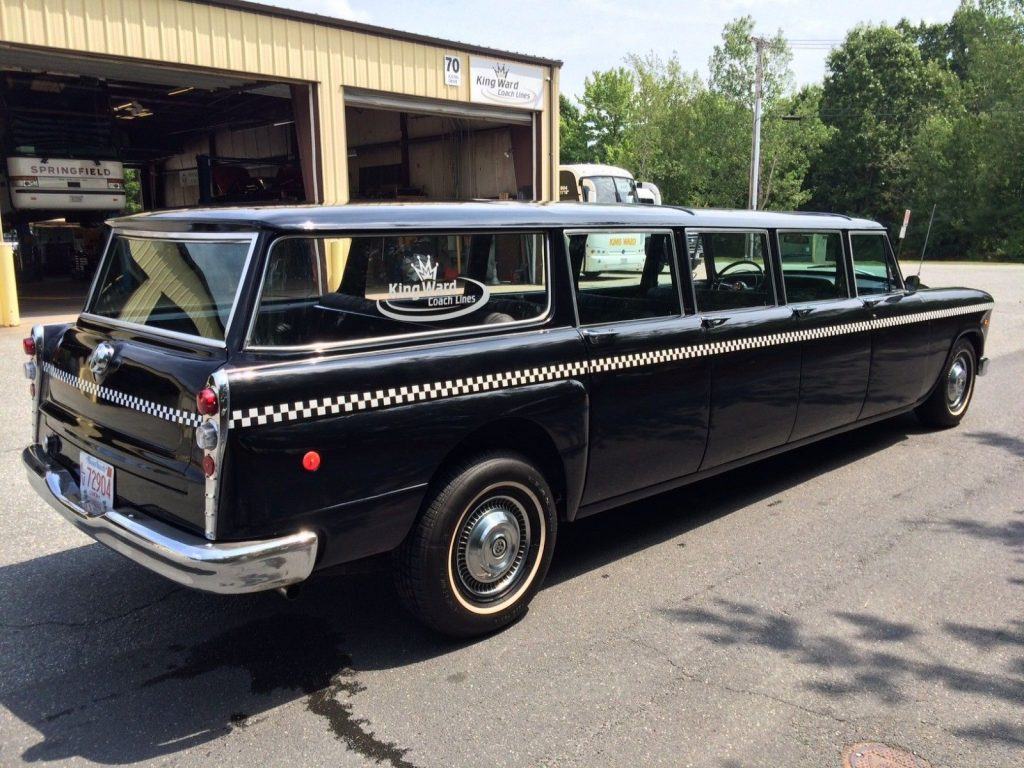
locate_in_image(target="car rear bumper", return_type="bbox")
[23,445,319,594]
[978,356,989,376]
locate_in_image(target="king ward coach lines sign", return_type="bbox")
[470,56,544,110]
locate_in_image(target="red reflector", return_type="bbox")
[302,451,321,472]
[22,337,36,356]
[29,382,35,398]
[196,387,219,416]
[202,454,216,477]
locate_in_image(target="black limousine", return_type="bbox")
[23,202,992,636]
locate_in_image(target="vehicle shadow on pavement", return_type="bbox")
[0,414,954,766]
[548,414,923,587]
[0,544,444,766]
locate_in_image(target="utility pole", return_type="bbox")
[748,36,768,210]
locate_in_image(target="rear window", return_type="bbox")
[249,232,548,348]
[88,235,252,342]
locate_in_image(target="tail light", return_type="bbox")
[107,179,125,190]
[202,454,216,477]
[196,387,219,416]
[195,421,219,450]
[22,336,36,356]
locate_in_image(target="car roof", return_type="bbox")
[110,201,884,234]
[559,164,635,179]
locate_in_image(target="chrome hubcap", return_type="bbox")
[946,352,971,411]
[455,495,530,599]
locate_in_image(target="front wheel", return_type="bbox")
[915,338,977,428]
[394,452,557,637]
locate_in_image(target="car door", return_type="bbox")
[850,231,933,418]
[689,228,801,470]
[777,229,872,440]
[567,229,710,507]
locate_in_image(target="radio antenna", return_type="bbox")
[917,203,937,279]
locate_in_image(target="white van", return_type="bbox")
[559,164,648,275]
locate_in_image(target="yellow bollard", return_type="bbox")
[0,241,19,327]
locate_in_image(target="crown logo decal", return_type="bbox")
[493,63,510,80]
[411,253,438,282]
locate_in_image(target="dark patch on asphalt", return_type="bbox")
[42,707,72,722]
[144,613,419,767]
[446,671,467,683]
[767,499,783,507]
[144,614,344,695]
[308,664,420,768]
[229,711,250,728]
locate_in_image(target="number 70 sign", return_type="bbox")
[444,55,462,87]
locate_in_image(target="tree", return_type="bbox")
[709,16,792,108]
[558,95,590,165]
[807,24,956,227]
[578,67,635,165]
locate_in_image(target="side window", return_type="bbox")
[850,233,902,296]
[249,232,548,347]
[613,177,638,204]
[567,231,680,325]
[689,231,775,312]
[779,231,849,303]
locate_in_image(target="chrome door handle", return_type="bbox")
[792,307,814,318]
[701,316,728,329]
[862,298,883,309]
[582,328,618,346]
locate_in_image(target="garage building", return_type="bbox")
[0,0,562,324]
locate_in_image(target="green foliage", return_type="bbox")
[557,4,1024,260]
[123,168,143,214]
[709,16,793,107]
[558,95,590,165]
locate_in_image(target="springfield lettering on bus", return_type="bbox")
[30,165,112,177]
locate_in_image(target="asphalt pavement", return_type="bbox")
[0,263,1021,767]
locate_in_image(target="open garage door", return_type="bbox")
[345,89,538,202]
[0,44,321,308]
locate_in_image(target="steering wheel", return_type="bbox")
[714,260,764,291]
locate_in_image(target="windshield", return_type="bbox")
[581,175,638,204]
[88,235,252,342]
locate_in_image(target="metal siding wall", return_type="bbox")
[0,0,557,203]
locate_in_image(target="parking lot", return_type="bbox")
[0,261,1021,768]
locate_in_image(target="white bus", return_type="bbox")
[559,164,649,276]
[2,74,126,215]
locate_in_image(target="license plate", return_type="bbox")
[80,452,115,516]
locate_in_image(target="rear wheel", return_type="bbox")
[915,338,977,428]
[394,452,556,637]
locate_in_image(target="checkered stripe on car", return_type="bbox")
[228,301,994,430]
[229,360,592,428]
[42,362,203,428]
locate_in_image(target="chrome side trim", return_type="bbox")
[30,324,44,445]
[203,368,231,540]
[23,446,318,594]
[229,301,996,430]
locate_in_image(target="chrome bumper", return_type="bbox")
[978,356,989,376]
[23,446,319,594]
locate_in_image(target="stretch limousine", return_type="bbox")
[22,203,993,636]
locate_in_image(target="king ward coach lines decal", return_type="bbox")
[227,302,994,430]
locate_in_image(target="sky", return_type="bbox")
[266,0,962,99]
